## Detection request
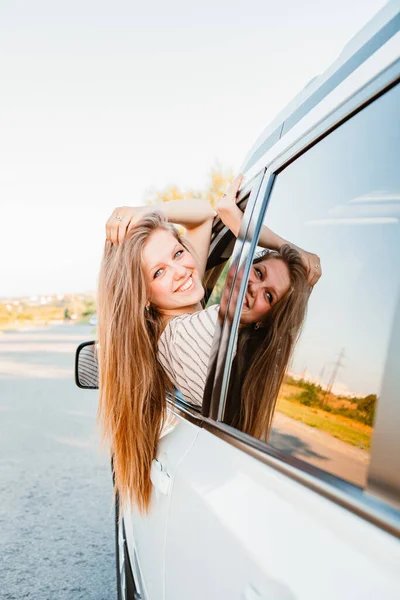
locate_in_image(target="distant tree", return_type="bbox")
[144,163,234,208]
[298,385,320,407]
[82,299,96,317]
[145,184,196,204]
[203,164,234,207]
[357,394,377,426]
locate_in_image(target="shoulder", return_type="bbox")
[161,304,219,344]
[158,304,220,406]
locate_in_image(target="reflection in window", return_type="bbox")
[204,261,230,307]
[225,83,400,488]
[225,246,310,439]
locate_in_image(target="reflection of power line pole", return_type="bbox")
[326,348,345,396]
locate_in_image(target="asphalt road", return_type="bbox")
[271,412,369,487]
[0,323,116,600]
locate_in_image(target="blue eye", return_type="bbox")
[154,268,163,279]
[255,268,262,279]
[175,250,184,259]
[265,291,273,304]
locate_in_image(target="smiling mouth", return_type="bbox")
[175,275,194,293]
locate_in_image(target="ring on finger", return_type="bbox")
[116,214,122,221]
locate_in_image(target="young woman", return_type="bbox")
[98,175,320,511]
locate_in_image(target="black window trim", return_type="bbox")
[199,61,400,535]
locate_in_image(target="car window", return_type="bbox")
[222,83,400,489]
[203,191,252,306]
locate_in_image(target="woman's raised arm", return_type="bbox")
[216,175,322,287]
[105,198,216,278]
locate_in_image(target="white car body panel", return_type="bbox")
[123,411,200,600]
[166,428,400,600]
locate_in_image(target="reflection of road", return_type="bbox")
[0,324,115,600]
[270,412,370,488]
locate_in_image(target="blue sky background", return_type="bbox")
[0,0,387,297]
[263,83,400,396]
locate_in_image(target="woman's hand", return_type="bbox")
[295,247,322,287]
[106,206,153,245]
[216,174,243,213]
[216,174,244,236]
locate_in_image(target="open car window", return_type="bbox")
[170,189,254,411]
[203,191,252,305]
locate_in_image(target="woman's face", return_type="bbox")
[240,257,291,324]
[142,229,204,316]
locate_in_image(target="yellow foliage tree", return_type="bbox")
[145,163,234,208]
[203,164,234,207]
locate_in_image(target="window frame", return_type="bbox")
[200,62,400,537]
[169,174,261,419]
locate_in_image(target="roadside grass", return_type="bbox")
[276,384,372,450]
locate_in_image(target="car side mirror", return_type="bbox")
[75,341,99,389]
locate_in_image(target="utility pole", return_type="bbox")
[326,348,345,396]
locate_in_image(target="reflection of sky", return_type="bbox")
[262,84,400,397]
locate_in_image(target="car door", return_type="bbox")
[123,401,202,600]
[164,68,400,598]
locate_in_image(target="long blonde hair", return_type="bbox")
[227,245,310,439]
[97,213,187,512]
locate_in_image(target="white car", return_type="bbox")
[76,3,400,598]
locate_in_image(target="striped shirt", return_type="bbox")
[75,304,220,402]
[158,304,220,406]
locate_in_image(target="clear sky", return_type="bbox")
[261,80,400,396]
[0,0,387,297]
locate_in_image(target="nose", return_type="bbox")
[172,263,187,280]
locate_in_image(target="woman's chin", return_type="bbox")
[196,282,205,302]
[180,285,204,307]
[179,288,204,306]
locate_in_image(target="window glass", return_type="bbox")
[224,84,400,488]
[205,261,230,307]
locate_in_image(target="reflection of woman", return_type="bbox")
[98,175,319,510]
[225,247,310,440]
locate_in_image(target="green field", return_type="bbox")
[276,383,372,450]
